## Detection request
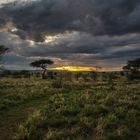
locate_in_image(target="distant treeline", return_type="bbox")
[0,70,39,78]
[0,69,139,80]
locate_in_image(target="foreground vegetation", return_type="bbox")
[0,74,140,140]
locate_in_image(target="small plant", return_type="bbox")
[91,72,98,81]
[107,73,117,90]
[51,73,63,88]
[51,79,63,88]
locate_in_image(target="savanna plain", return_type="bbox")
[0,73,140,140]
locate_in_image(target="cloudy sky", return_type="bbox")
[0,0,140,70]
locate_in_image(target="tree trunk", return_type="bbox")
[42,69,47,79]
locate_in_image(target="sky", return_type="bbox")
[0,0,140,71]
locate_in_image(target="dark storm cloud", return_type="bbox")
[1,0,140,41]
[0,30,140,69]
[0,0,140,70]
[20,33,140,58]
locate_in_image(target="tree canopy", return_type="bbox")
[30,59,54,69]
[0,45,8,70]
[0,45,8,56]
[123,58,140,72]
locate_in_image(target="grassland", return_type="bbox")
[0,75,140,140]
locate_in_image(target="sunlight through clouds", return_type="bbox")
[44,31,79,44]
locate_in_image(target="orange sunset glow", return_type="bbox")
[48,66,102,72]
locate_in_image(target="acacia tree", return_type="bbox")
[123,58,140,79]
[123,58,140,72]
[0,45,8,70]
[0,45,8,57]
[30,59,54,79]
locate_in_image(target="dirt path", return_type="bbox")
[0,97,49,140]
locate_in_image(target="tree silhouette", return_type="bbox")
[0,45,8,57]
[123,58,140,79]
[123,58,140,72]
[0,45,8,70]
[30,59,54,79]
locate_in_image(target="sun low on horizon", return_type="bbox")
[48,66,102,72]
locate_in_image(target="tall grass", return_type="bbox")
[10,77,140,140]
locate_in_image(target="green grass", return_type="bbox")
[0,77,140,140]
